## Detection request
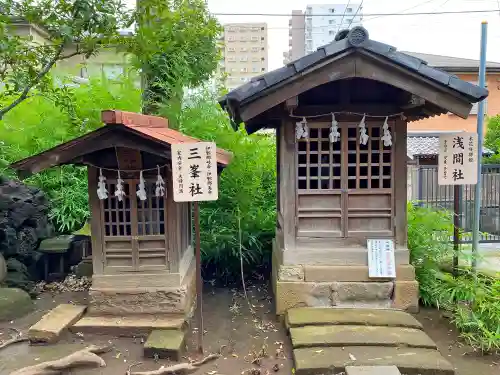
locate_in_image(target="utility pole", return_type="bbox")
[471,21,488,271]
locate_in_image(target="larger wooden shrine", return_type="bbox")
[220,27,488,314]
[11,110,231,321]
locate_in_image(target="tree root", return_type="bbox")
[0,329,29,350]
[127,353,220,375]
[9,345,110,375]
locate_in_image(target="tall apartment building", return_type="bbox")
[285,3,363,64]
[220,23,269,90]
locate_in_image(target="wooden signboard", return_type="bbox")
[438,132,478,186]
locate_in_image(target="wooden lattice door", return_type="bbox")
[344,122,394,238]
[296,123,343,238]
[101,179,168,273]
[295,121,394,239]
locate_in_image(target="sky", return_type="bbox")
[129,0,500,71]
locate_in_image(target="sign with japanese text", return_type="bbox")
[171,142,218,202]
[367,239,396,278]
[438,133,478,186]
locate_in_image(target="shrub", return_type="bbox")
[0,75,141,232]
[408,203,500,353]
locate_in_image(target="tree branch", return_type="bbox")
[0,43,65,120]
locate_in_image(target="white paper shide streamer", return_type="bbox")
[114,171,126,202]
[359,115,369,146]
[97,169,108,200]
[136,171,147,201]
[381,116,393,147]
[295,117,309,140]
[155,165,166,197]
[329,113,340,143]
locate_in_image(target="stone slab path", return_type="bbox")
[286,307,455,375]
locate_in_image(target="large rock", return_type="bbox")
[0,178,54,291]
[0,287,34,321]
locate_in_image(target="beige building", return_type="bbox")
[9,19,133,81]
[220,23,269,90]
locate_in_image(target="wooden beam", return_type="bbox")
[240,55,358,122]
[285,96,299,111]
[239,52,473,123]
[356,51,473,118]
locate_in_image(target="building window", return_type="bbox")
[329,19,336,25]
[252,66,259,73]
[251,36,259,41]
[240,47,247,52]
[228,36,235,41]
[240,56,248,62]
[261,68,265,72]
[329,30,335,35]
[227,47,235,52]
[346,7,352,12]
[329,8,335,13]
[261,37,265,41]
[241,67,248,72]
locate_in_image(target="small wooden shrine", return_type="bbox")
[219,27,488,314]
[11,110,231,320]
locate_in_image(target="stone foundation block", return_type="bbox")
[88,269,196,316]
[392,281,419,313]
[332,282,394,303]
[278,265,305,281]
[275,281,332,315]
[143,329,186,361]
[29,304,86,343]
[305,265,415,282]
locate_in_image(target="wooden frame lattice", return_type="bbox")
[296,122,393,191]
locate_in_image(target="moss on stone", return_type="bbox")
[0,287,34,321]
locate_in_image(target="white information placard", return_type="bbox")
[171,142,218,202]
[367,239,396,278]
[438,132,478,186]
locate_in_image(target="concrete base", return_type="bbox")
[87,262,196,316]
[272,240,419,315]
[29,304,86,343]
[144,330,186,361]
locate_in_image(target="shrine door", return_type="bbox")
[296,121,394,239]
[100,178,168,273]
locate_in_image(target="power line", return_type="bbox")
[363,0,439,22]
[213,9,500,17]
[347,0,364,29]
[337,1,352,34]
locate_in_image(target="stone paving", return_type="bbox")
[287,307,455,375]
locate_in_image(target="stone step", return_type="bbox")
[293,346,454,375]
[29,304,86,343]
[290,325,437,349]
[144,329,186,361]
[70,314,186,337]
[346,366,401,375]
[286,307,423,330]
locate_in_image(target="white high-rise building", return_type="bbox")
[285,3,363,63]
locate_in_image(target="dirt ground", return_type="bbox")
[0,282,498,375]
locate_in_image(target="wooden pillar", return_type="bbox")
[280,119,297,252]
[87,166,104,275]
[394,118,408,247]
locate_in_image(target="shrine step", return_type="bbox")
[286,308,454,375]
[143,329,186,361]
[70,314,186,337]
